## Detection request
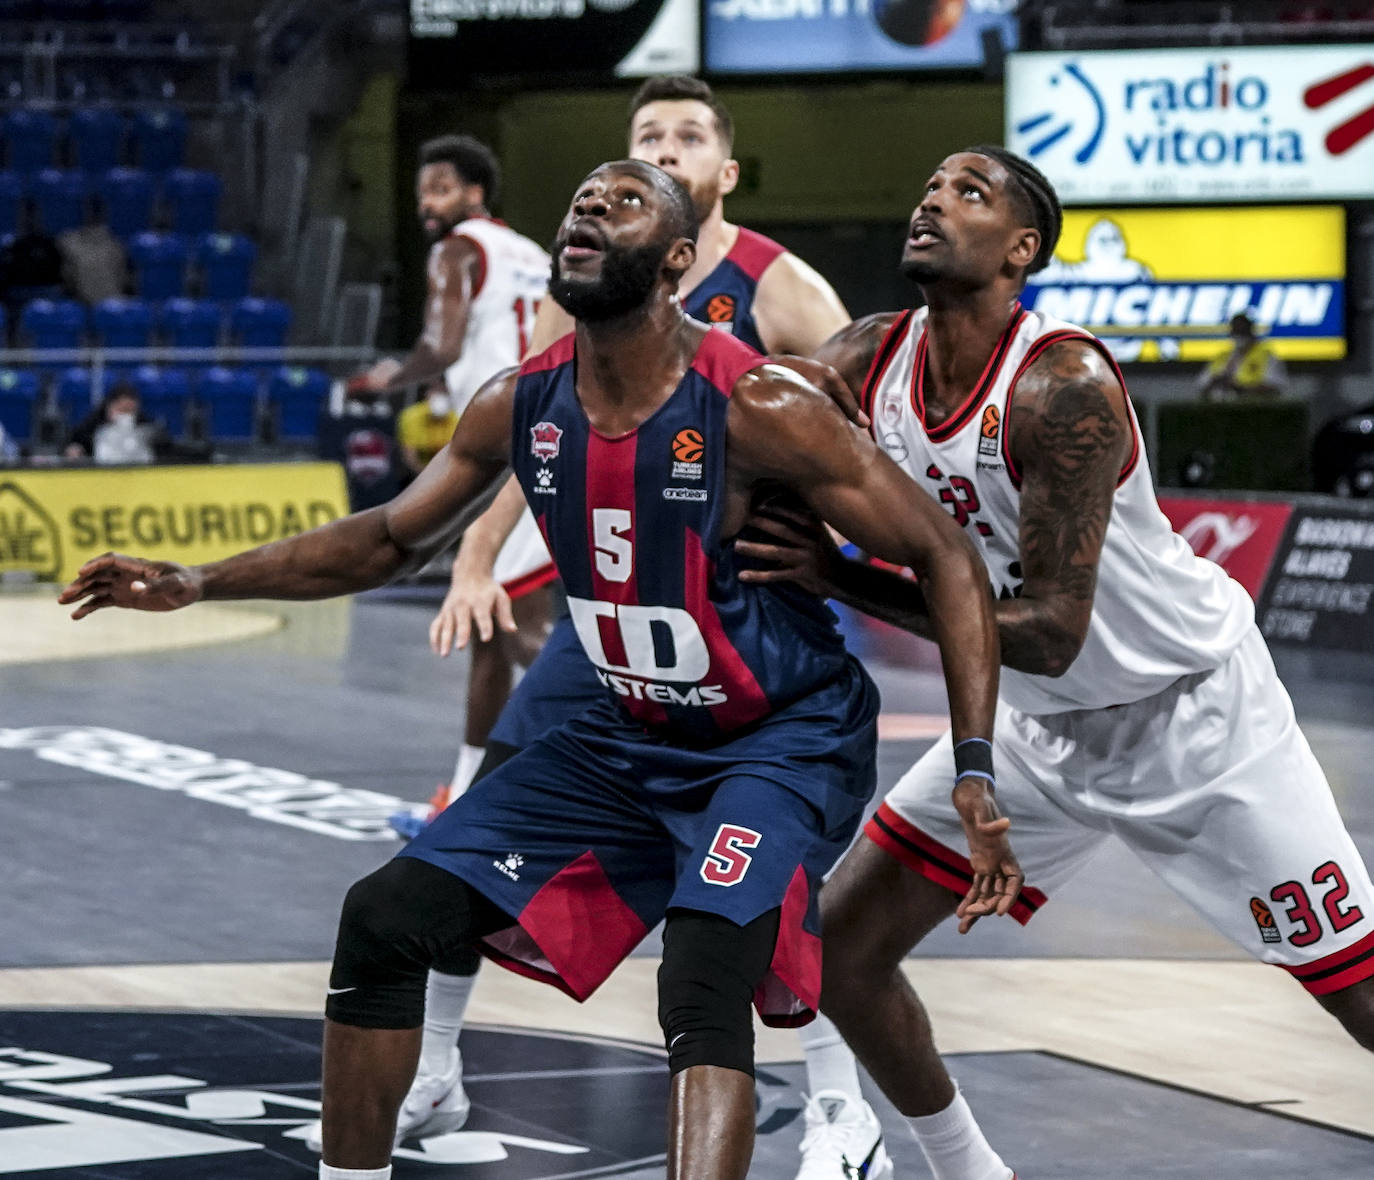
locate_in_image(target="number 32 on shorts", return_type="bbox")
[701,824,762,886]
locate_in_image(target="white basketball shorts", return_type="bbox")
[492,507,555,600]
[869,627,1374,994]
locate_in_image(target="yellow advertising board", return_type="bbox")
[1022,205,1346,361]
[0,462,348,585]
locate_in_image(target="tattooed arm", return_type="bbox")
[996,338,1131,675]
[739,338,1131,678]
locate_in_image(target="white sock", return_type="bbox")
[449,743,485,800]
[906,1085,1012,1180]
[319,1165,391,1180]
[419,968,475,1076]
[799,1013,865,1103]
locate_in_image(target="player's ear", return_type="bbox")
[1008,227,1039,272]
[666,235,696,277]
[718,157,740,199]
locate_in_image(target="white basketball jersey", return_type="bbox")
[444,218,549,408]
[867,304,1254,715]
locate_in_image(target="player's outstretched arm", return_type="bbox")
[1000,339,1131,676]
[60,372,519,620]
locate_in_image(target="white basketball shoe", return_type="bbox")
[304,1049,470,1153]
[795,1090,894,1180]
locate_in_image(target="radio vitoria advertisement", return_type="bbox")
[1006,45,1374,203]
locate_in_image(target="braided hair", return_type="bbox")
[965,144,1062,276]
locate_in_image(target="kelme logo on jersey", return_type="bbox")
[978,405,1001,458]
[1250,896,1282,943]
[531,421,563,463]
[672,427,705,480]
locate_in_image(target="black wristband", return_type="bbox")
[954,737,995,787]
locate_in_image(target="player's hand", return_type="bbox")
[735,501,843,597]
[770,356,869,430]
[58,553,203,620]
[429,574,516,655]
[951,777,1024,935]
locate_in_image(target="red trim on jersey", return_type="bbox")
[727,227,788,283]
[865,802,1047,926]
[858,311,914,434]
[690,324,766,395]
[915,304,1026,443]
[521,332,575,377]
[1283,925,1374,996]
[586,428,667,726]
[684,528,771,732]
[502,561,558,600]
[1000,330,1141,490]
[482,850,649,1002]
[755,864,822,1026]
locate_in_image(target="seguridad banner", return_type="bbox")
[0,462,348,585]
[1006,45,1374,203]
[1022,205,1346,362]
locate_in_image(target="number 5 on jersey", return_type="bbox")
[594,508,633,582]
[701,824,762,886]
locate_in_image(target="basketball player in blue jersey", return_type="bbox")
[421,78,881,1174]
[736,146,1374,1179]
[61,159,1014,1180]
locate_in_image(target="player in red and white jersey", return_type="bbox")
[739,146,1374,1179]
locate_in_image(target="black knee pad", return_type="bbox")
[472,740,519,786]
[657,908,781,1077]
[327,856,503,1027]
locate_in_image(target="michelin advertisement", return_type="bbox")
[1021,205,1346,363]
[1006,45,1374,203]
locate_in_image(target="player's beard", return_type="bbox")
[900,254,944,285]
[549,240,668,322]
[684,175,720,226]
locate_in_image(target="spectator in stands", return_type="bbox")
[395,379,458,481]
[1198,312,1288,401]
[64,383,167,465]
[3,198,64,322]
[58,197,128,304]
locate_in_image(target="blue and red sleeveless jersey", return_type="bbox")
[682,227,786,352]
[510,327,848,744]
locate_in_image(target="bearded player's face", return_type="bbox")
[628,100,733,225]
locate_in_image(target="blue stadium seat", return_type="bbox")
[0,368,40,442]
[195,231,255,301]
[127,230,188,300]
[0,170,23,236]
[55,365,94,426]
[130,108,186,174]
[163,168,220,236]
[268,366,330,441]
[33,169,88,236]
[99,167,155,239]
[93,296,154,349]
[4,109,56,174]
[230,297,291,349]
[20,299,86,369]
[132,364,191,437]
[69,107,126,175]
[158,296,221,356]
[198,365,259,442]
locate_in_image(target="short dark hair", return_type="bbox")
[965,144,1062,276]
[628,75,734,154]
[419,134,500,206]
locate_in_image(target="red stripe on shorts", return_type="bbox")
[1283,924,1374,995]
[865,802,1047,926]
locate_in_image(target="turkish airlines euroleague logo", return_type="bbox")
[672,427,705,481]
[1305,62,1374,155]
[1251,896,1282,944]
[705,294,736,324]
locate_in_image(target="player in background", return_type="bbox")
[421,76,895,1179]
[736,146,1374,1179]
[354,132,558,1141]
[60,158,1013,1180]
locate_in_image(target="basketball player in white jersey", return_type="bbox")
[737,145,1374,1179]
[302,136,554,1153]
